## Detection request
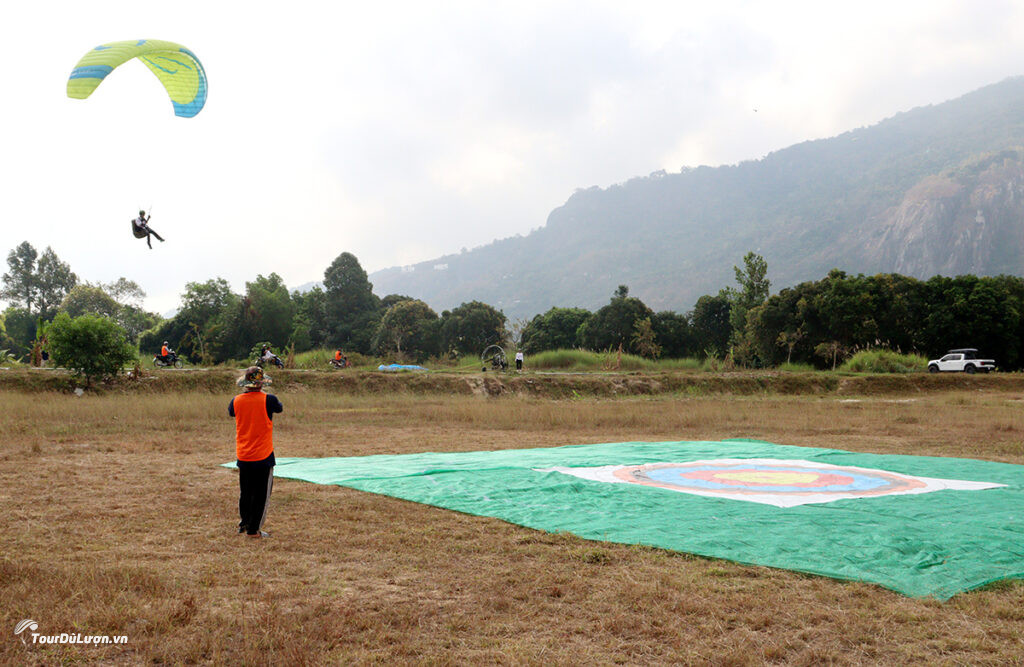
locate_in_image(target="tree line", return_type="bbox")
[3,240,1024,370]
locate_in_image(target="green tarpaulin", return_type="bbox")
[228,439,1024,598]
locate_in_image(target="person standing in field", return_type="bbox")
[515,350,524,371]
[229,366,283,538]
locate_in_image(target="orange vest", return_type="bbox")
[161,345,169,356]
[234,391,274,461]
[334,350,342,361]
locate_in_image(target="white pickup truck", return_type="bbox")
[927,349,996,374]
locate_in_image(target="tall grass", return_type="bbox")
[527,349,647,371]
[777,361,817,372]
[839,349,928,373]
[526,349,708,372]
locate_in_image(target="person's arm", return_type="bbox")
[265,394,283,419]
[228,397,235,417]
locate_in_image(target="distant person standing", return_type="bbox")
[515,350,524,371]
[228,366,283,538]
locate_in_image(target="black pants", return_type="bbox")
[238,464,274,535]
[133,224,164,248]
[145,229,164,248]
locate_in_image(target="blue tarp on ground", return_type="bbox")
[377,364,427,372]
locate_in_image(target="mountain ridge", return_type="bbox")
[368,76,1024,319]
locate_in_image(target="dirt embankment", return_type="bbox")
[2,367,1023,397]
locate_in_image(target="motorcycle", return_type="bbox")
[153,351,183,369]
[256,354,284,369]
[329,357,350,369]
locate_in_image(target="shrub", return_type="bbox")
[653,358,703,371]
[0,348,22,367]
[777,361,817,372]
[46,312,136,386]
[838,349,928,374]
[520,349,706,372]
[526,349,654,371]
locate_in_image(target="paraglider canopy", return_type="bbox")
[67,39,207,118]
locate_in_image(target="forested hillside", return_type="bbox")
[371,76,1024,319]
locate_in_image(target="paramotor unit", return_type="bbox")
[480,344,508,372]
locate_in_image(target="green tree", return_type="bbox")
[730,252,770,311]
[776,328,805,364]
[292,286,330,349]
[726,252,770,362]
[104,277,146,306]
[814,340,847,370]
[246,273,294,348]
[59,282,160,345]
[814,270,878,347]
[1,242,38,312]
[375,299,439,361]
[176,278,240,362]
[47,312,136,386]
[690,293,732,358]
[631,316,662,359]
[60,284,120,319]
[288,313,313,352]
[35,247,78,320]
[217,296,261,362]
[520,307,591,353]
[1,243,77,319]
[576,286,655,354]
[439,301,506,355]
[652,311,693,358]
[323,252,381,353]
[743,283,810,366]
[179,278,237,328]
[117,305,161,345]
[380,293,416,310]
[1,307,37,355]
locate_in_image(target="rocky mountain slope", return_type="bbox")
[370,77,1024,319]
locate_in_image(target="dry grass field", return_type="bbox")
[2,375,1024,665]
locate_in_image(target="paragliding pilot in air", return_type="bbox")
[131,210,165,249]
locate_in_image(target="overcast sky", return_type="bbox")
[2,1,1024,314]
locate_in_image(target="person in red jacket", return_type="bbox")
[228,366,283,538]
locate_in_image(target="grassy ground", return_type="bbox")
[2,379,1024,664]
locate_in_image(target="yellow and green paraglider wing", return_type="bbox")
[67,39,207,118]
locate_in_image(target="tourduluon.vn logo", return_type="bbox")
[14,619,127,646]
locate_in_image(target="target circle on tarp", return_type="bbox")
[615,461,928,498]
